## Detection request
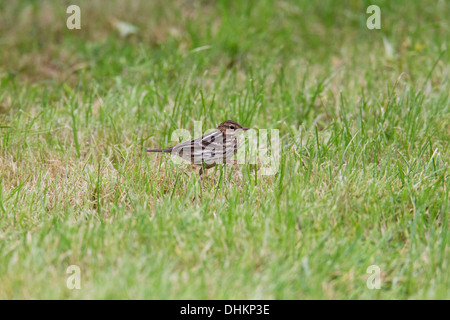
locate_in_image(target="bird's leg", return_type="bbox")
[199,166,204,188]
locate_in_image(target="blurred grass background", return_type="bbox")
[0,0,448,299]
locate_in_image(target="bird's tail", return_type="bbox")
[146,147,173,153]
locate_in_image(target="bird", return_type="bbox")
[147,120,250,185]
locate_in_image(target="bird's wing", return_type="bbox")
[171,130,237,165]
[195,131,238,165]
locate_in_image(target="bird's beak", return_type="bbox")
[241,127,250,131]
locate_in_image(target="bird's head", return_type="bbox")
[217,120,249,134]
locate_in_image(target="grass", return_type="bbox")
[0,0,449,299]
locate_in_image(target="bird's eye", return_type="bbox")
[230,125,235,130]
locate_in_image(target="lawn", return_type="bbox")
[0,0,448,299]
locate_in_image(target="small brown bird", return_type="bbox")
[147,120,249,185]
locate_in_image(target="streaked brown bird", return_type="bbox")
[147,120,249,185]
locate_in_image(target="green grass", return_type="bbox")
[0,0,449,299]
